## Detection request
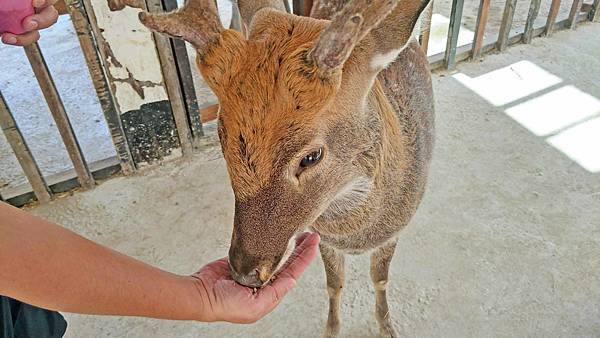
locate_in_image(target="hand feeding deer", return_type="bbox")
[136,0,434,336]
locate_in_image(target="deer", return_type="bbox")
[134,0,434,336]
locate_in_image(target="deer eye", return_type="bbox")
[300,148,323,168]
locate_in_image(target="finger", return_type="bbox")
[32,0,58,9]
[294,232,311,246]
[275,232,320,281]
[252,277,296,317]
[1,31,40,46]
[23,5,58,31]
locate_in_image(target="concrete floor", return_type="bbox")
[26,23,600,337]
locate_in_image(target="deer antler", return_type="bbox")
[309,0,399,74]
[137,0,224,55]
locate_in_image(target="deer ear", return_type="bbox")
[136,0,224,55]
[309,0,399,75]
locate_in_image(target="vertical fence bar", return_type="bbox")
[293,0,313,16]
[497,0,518,51]
[146,0,195,155]
[419,1,434,54]
[472,0,491,59]
[523,0,541,43]
[163,0,203,139]
[23,43,95,189]
[590,0,600,21]
[444,0,465,69]
[0,91,52,203]
[65,0,135,174]
[545,0,562,35]
[283,0,291,13]
[568,0,583,28]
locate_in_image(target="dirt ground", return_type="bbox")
[23,23,600,337]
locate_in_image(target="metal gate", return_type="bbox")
[1,0,598,207]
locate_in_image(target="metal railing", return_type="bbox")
[1,0,598,207]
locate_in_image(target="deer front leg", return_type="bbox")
[371,240,398,337]
[320,243,345,338]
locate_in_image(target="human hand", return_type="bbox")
[189,232,320,323]
[1,0,59,46]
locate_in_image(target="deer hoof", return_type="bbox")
[323,323,340,338]
[378,320,398,338]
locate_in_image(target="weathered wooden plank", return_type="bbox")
[523,0,541,43]
[497,0,517,51]
[568,0,583,28]
[23,43,95,190]
[65,0,135,174]
[145,0,195,155]
[591,0,600,21]
[293,0,313,16]
[444,0,465,69]
[0,91,52,203]
[472,0,490,59]
[163,0,204,140]
[419,1,434,54]
[545,0,562,36]
[430,14,590,70]
[3,156,121,207]
[200,103,219,123]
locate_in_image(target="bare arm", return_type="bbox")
[0,202,319,323]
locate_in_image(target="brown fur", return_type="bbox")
[137,0,433,336]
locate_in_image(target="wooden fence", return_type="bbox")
[1,0,598,206]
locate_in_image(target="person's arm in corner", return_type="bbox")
[0,202,319,323]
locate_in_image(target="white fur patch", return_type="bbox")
[321,177,373,220]
[370,48,403,70]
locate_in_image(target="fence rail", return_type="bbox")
[1,0,597,207]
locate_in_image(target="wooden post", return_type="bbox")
[444,0,465,69]
[146,0,195,155]
[545,0,562,36]
[0,91,52,203]
[283,0,291,13]
[293,0,313,16]
[591,0,600,22]
[65,0,135,174]
[472,0,491,60]
[497,0,517,51]
[523,0,541,43]
[419,1,434,55]
[163,0,204,139]
[568,0,583,28]
[23,43,95,190]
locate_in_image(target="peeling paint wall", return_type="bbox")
[87,0,183,165]
[90,0,167,113]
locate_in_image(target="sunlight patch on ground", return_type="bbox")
[452,60,563,106]
[505,85,600,136]
[453,60,600,173]
[547,117,600,173]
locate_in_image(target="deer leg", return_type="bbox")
[370,240,398,338]
[320,243,345,338]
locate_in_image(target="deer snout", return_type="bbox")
[228,245,275,288]
[228,263,264,288]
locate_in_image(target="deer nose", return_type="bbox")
[229,263,264,288]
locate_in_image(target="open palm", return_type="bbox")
[190,232,320,323]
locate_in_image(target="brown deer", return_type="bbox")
[136,0,434,336]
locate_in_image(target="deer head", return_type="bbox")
[138,0,429,287]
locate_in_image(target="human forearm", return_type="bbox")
[0,202,203,320]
